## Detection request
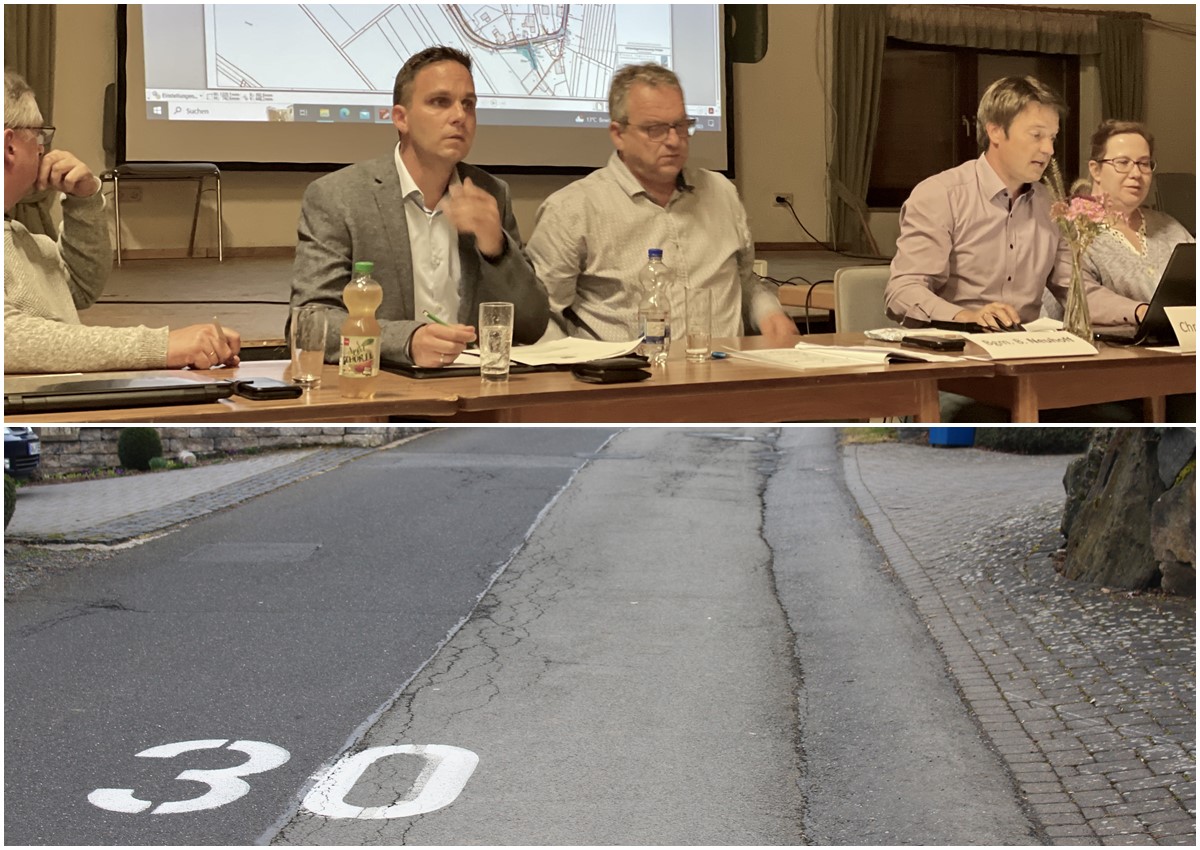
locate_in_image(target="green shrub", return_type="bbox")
[975,428,1095,455]
[148,456,170,471]
[4,474,16,529]
[117,428,164,471]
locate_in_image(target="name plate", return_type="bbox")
[1163,306,1197,353]
[966,331,1098,360]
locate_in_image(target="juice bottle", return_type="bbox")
[338,261,383,398]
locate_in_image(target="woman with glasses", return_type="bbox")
[1054,120,1194,312]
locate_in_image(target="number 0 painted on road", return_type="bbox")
[302,744,479,819]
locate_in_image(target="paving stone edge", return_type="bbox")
[7,443,400,545]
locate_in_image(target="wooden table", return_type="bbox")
[425,335,993,423]
[9,336,1187,424]
[6,336,990,424]
[4,361,459,424]
[776,282,835,312]
[938,342,1196,422]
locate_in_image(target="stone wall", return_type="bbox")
[32,427,431,474]
[1061,428,1196,595]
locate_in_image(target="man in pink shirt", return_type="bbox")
[885,76,1148,330]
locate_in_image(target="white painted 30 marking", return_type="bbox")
[87,739,478,819]
[302,744,479,819]
[88,739,290,814]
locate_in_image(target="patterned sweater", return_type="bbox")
[1042,208,1194,320]
[4,193,168,373]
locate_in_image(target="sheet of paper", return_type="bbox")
[455,338,642,367]
[724,346,890,371]
[842,345,965,363]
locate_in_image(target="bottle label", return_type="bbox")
[339,335,380,378]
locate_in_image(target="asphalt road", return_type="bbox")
[274,427,805,846]
[6,427,1039,846]
[766,429,1038,844]
[4,428,617,846]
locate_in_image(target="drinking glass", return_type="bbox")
[290,305,327,388]
[685,289,712,362]
[479,302,515,382]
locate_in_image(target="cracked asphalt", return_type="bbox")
[5,426,1193,845]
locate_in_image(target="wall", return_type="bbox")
[33,426,429,475]
[51,4,1194,255]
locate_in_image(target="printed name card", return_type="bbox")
[1163,307,1197,353]
[965,331,1098,360]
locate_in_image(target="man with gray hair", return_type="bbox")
[885,75,1148,331]
[526,63,792,343]
[4,70,240,372]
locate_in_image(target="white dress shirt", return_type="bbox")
[394,144,462,323]
[526,151,782,341]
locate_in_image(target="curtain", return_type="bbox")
[828,6,886,254]
[830,4,1147,252]
[4,4,58,235]
[1096,15,1145,122]
[887,4,1097,54]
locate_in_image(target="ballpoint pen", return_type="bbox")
[422,310,450,326]
[211,315,230,366]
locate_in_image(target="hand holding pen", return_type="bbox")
[411,310,476,368]
[164,316,243,369]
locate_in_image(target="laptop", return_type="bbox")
[1098,242,1196,346]
[4,376,234,414]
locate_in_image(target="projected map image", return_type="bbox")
[204,4,669,101]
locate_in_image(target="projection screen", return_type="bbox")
[119,3,732,172]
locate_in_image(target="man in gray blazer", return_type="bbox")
[291,46,548,368]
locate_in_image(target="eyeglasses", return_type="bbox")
[1097,157,1156,175]
[623,118,697,141]
[7,125,55,147]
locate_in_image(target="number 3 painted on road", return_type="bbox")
[88,739,291,814]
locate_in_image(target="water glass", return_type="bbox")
[290,305,327,388]
[685,289,712,362]
[479,302,515,382]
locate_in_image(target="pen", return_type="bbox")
[422,310,450,326]
[212,315,228,345]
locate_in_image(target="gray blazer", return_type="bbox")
[290,156,549,365]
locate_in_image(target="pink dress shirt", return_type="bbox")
[885,154,1143,326]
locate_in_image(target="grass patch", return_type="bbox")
[838,427,899,445]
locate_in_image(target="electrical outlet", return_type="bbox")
[118,186,143,203]
[752,259,769,278]
[773,192,793,207]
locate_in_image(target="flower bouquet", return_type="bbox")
[1042,159,1124,341]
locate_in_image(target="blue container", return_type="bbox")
[929,427,976,447]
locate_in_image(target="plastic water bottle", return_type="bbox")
[637,249,673,366]
[339,260,383,398]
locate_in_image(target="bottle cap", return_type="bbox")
[353,261,374,274]
[648,248,663,259]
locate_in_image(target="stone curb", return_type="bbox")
[7,446,380,545]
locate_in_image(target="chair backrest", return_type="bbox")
[833,265,893,332]
[1152,172,1196,236]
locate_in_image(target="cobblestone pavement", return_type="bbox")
[845,442,1196,846]
[5,446,389,544]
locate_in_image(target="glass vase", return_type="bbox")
[1062,245,1093,342]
